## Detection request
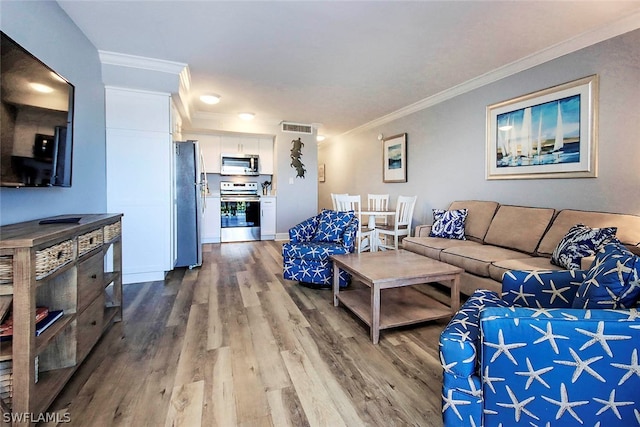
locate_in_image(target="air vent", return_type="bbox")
[281,122,313,134]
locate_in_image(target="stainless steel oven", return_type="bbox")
[220,181,261,242]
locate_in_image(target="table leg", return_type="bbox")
[368,215,376,229]
[333,264,340,307]
[450,275,461,313]
[370,229,377,252]
[371,283,380,344]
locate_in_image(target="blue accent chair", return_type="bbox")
[282,210,358,288]
[440,267,640,427]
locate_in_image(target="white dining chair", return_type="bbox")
[331,193,348,211]
[367,194,390,226]
[334,194,372,253]
[375,195,417,251]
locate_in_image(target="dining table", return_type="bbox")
[360,210,396,251]
[361,210,396,229]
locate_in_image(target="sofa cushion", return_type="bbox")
[440,245,529,277]
[488,256,563,282]
[402,236,482,260]
[483,205,555,254]
[538,209,640,256]
[550,223,617,270]
[429,208,468,240]
[448,200,499,242]
[311,209,354,243]
[572,242,640,309]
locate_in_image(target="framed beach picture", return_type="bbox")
[318,163,325,182]
[383,133,407,183]
[486,75,598,180]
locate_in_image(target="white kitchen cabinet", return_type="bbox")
[203,195,221,243]
[186,132,274,176]
[260,196,276,240]
[105,87,174,284]
[240,136,261,154]
[198,134,222,173]
[259,137,274,175]
[221,135,259,155]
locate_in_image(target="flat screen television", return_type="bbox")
[0,31,74,187]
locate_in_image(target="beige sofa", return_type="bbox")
[402,200,640,296]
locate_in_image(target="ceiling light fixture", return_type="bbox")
[316,135,326,142]
[200,94,221,105]
[29,82,53,93]
[238,112,255,121]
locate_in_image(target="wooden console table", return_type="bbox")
[331,250,462,344]
[0,214,123,425]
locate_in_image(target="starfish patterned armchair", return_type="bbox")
[440,241,640,427]
[282,209,358,288]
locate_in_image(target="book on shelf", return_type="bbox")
[35,310,64,336]
[0,307,49,339]
[0,308,62,341]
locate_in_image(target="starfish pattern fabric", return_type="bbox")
[572,241,640,309]
[282,210,358,287]
[440,266,640,426]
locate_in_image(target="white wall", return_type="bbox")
[319,29,640,227]
[0,1,107,225]
[275,130,318,234]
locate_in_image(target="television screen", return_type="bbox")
[0,31,74,187]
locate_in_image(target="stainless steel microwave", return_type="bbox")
[220,154,260,176]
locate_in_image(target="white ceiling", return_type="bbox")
[57,1,640,138]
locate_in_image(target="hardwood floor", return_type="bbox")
[47,241,449,426]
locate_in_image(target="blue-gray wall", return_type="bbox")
[0,1,106,225]
[320,29,640,225]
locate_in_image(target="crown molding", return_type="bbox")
[174,66,193,122]
[98,50,188,75]
[103,85,171,96]
[341,11,640,137]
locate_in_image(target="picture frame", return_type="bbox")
[318,163,325,182]
[486,75,598,180]
[383,133,407,183]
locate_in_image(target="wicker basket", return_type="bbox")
[0,257,12,285]
[35,240,74,280]
[104,221,122,242]
[78,228,103,256]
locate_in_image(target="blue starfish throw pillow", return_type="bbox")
[429,208,468,240]
[311,209,355,243]
[551,223,617,270]
[572,242,640,309]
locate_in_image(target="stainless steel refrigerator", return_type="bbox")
[174,140,207,268]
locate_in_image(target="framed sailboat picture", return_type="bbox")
[486,75,598,180]
[383,133,407,183]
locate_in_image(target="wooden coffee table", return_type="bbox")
[331,250,463,344]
